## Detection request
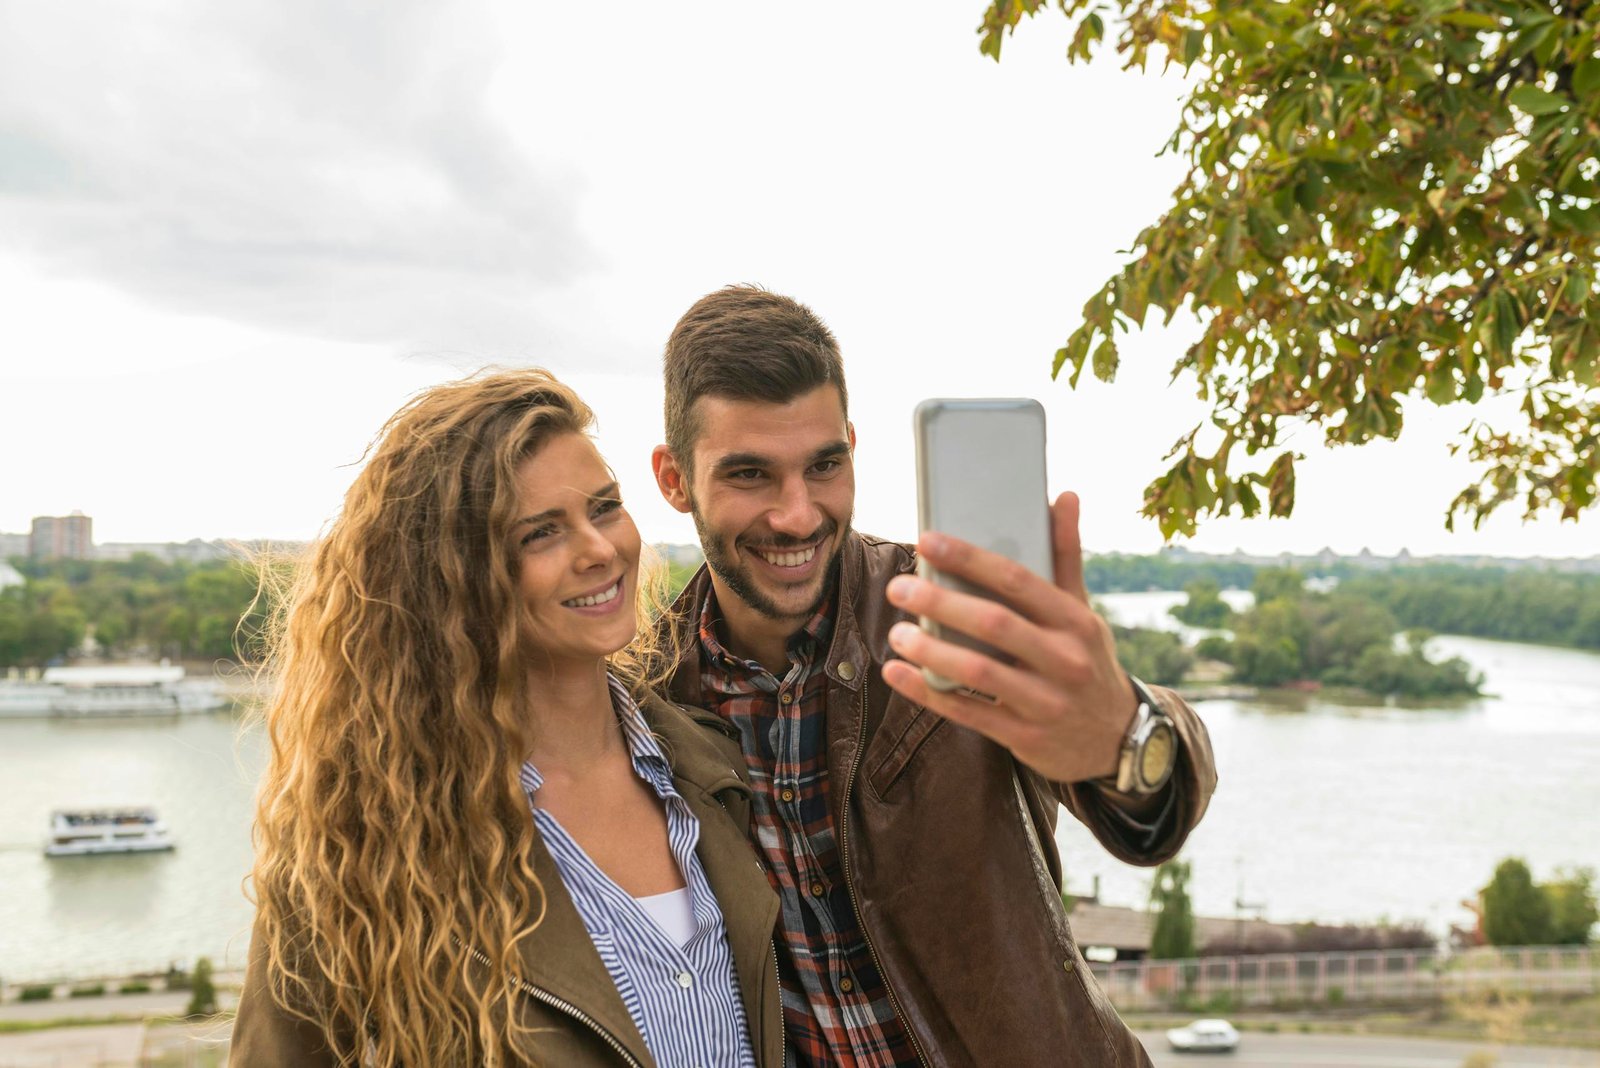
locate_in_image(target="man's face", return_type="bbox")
[658,385,855,625]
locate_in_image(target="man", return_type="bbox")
[651,286,1216,1067]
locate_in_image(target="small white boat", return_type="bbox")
[45,807,176,857]
[0,664,226,718]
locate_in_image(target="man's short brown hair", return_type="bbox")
[663,285,848,467]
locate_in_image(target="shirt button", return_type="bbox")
[676,971,694,989]
[837,662,856,682]
[839,977,855,993]
[780,692,793,704]
[780,788,796,803]
[810,882,825,897]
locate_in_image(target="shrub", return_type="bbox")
[185,957,217,1017]
[118,980,151,994]
[69,983,106,998]
[19,985,53,1002]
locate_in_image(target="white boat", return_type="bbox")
[45,807,176,857]
[0,665,226,717]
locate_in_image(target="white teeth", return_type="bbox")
[563,581,620,608]
[760,546,817,568]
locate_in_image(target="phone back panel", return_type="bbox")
[913,398,1051,678]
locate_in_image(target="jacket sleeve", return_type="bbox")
[230,914,347,1068]
[1048,683,1216,866]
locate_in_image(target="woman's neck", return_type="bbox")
[523,658,625,776]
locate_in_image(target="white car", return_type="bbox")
[1165,1018,1240,1053]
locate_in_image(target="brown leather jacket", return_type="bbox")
[661,532,1218,1068]
[230,691,785,1068]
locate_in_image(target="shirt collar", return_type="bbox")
[696,582,835,679]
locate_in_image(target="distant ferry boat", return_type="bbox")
[45,807,176,857]
[0,664,227,718]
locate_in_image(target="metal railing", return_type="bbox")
[1088,945,1599,1010]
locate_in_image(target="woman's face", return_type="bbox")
[510,432,641,667]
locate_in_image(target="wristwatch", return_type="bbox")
[1106,677,1178,796]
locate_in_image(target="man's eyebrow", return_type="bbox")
[710,443,850,474]
[513,482,619,527]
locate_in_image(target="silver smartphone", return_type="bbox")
[913,398,1053,692]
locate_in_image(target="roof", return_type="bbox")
[1068,901,1298,954]
[0,562,23,590]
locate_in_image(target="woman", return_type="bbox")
[232,370,782,1067]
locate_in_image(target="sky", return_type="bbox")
[2,1,1594,559]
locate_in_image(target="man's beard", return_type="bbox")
[691,508,851,623]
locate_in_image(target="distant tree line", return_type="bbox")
[1341,567,1600,652]
[1190,568,1482,698]
[0,554,271,668]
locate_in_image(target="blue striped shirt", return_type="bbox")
[520,676,756,1068]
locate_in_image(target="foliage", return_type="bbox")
[979,0,1600,537]
[1204,918,1434,956]
[1342,565,1600,650]
[1112,623,1195,685]
[1482,858,1555,946]
[1542,867,1599,944]
[0,555,272,667]
[18,985,52,1002]
[1149,860,1198,959]
[1085,552,1261,593]
[1170,578,1234,626]
[69,984,105,997]
[185,957,217,1017]
[118,980,152,994]
[1194,633,1233,662]
[1219,569,1482,696]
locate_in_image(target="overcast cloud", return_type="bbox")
[0,0,598,360]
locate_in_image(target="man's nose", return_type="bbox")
[768,477,822,538]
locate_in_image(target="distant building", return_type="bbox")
[95,538,234,564]
[30,512,93,561]
[0,531,27,560]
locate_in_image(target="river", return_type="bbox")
[1,591,1597,981]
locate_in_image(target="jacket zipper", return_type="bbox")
[460,941,644,1068]
[771,938,786,1068]
[839,682,930,1067]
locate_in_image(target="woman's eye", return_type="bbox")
[593,498,623,519]
[520,525,557,547]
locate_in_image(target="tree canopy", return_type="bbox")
[979,0,1600,537]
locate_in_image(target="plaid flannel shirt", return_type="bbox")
[696,590,919,1067]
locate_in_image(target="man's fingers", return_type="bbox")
[885,621,1064,722]
[1051,491,1089,604]
[916,529,1077,630]
[880,660,1041,750]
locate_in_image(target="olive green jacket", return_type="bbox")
[230,692,784,1067]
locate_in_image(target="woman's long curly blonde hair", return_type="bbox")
[248,368,674,1066]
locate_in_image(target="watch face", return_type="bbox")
[1140,723,1177,788]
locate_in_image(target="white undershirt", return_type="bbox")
[633,886,695,947]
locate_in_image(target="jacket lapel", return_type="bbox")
[511,825,655,1067]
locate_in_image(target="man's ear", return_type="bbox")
[652,445,694,514]
[847,421,856,451]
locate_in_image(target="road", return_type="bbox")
[1137,1030,1600,1067]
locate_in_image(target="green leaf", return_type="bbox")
[1575,57,1600,100]
[1182,27,1204,68]
[1092,337,1120,382]
[1566,269,1591,307]
[1439,11,1499,30]
[1506,85,1569,116]
[1262,453,1296,518]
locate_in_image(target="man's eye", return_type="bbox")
[728,469,764,481]
[812,459,842,475]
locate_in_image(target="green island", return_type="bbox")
[1098,557,1600,699]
